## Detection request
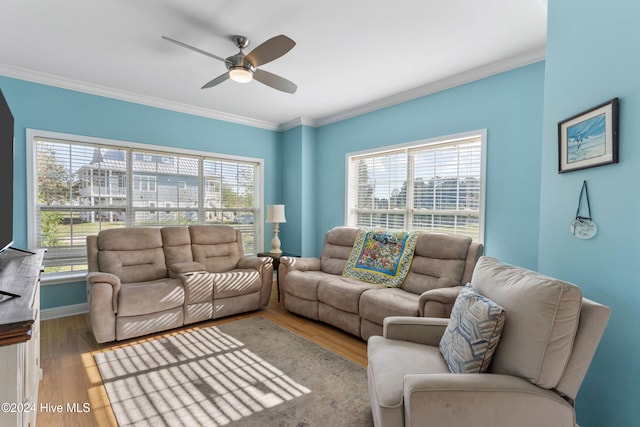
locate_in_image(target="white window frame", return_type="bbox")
[26,129,264,285]
[345,129,487,243]
[133,175,157,192]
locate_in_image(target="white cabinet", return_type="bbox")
[0,249,44,427]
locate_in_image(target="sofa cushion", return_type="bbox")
[116,306,183,341]
[98,248,167,284]
[212,269,261,298]
[400,232,471,295]
[98,227,163,251]
[320,227,359,274]
[471,257,582,388]
[190,225,242,272]
[439,283,506,373]
[182,271,213,304]
[359,288,420,324]
[368,336,450,408]
[161,226,194,267]
[118,278,184,317]
[285,270,327,300]
[318,276,382,314]
[98,228,168,283]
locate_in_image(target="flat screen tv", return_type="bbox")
[0,88,14,254]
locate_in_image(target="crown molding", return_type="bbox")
[0,63,281,131]
[1,48,545,132]
[313,48,546,127]
[278,116,317,131]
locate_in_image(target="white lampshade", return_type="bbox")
[229,67,253,83]
[266,204,286,223]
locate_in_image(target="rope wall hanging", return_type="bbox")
[570,180,597,239]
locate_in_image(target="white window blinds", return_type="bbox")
[347,132,485,241]
[31,134,261,276]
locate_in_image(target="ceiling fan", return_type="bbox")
[162,34,297,94]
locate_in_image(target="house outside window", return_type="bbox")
[28,130,263,281]
[346,130,486,242]
[133,175,157,192]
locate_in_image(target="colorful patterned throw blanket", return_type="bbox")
[342,229,420,287]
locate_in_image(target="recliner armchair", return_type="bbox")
[367,257,610,427]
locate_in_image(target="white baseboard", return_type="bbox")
[41,303,89,320]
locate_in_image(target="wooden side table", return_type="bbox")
[257,252,299,301]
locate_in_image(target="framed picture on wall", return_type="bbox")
[558,98,619,173]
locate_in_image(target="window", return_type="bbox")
[346,130,486,242]
[133,175,156,191]
[28,130,263,279]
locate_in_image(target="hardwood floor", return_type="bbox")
[37,283,368,427]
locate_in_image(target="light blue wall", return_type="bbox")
[315,62,546,269]
[0,76,281,310]
[539,0,640,425]
[300,125,317,256]
[280,125,317,257]
[281,126,303,255]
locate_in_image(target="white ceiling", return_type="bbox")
[0,0,547,130]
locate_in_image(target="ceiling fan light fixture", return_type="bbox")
[229,67,253,83]
[164,34,296,92]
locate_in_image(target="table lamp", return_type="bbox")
[266,204,286,253]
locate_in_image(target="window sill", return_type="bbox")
[41,271,87,286]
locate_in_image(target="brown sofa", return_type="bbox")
[279,226,483,340]
[86,225,273,343]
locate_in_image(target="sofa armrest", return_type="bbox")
[278,257,321,306]
[238,256,273,307]
[238,256,272,271]
[418,285,464,317]
[280,256,321,272]
[383,316,449,346]
[403,373,574,426]
[86,272,121,313]
[86,271,121,343]
[169,261,206,278]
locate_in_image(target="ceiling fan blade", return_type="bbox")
[201,72,230,89]
[253,69,297,94]
[162,36,227,63]
[245,35,295,67]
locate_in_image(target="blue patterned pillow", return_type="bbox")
[439,283,506,374]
